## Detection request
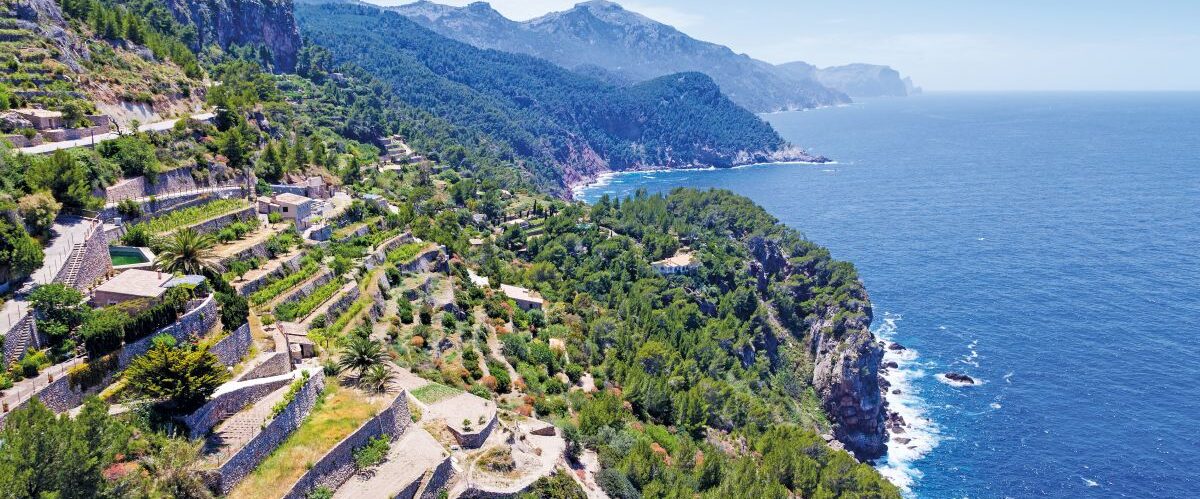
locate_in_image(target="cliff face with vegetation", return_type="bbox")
[745,229,887,459]
[165,0,301,71]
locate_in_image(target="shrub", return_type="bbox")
[353,436,390,469]
[120,223,152,247]
[268,212,283,224]
[116,198,142,219]
[79,308,130,357]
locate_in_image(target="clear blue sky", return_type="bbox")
[376,0,1200,91]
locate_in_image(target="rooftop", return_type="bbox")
[165,274,207,288]
[501,284,543,304]
[13,108,62,118]
[274,192,313,205]
[653,252,697,268]
[93,269,174,298]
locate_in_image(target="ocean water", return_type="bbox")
[578,93,1200,498]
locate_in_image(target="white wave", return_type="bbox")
[1003,371,1014,384]
[1082,477,1099,487]
[990,402,1002,409]
[873,313,940,496]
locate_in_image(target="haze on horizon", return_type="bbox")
[368,0,1200,92]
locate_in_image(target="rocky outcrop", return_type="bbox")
[751,235,887,461]
[165,0,301,71]
[809,316,887,461]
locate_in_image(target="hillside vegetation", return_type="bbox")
[295,3,799,193]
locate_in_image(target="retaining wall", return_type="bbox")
[419,458,455,499]
[117,296,218,367]
[104,164,247,204]
[236,351,291,381]
[2,313,38,366]
[210,323,253,367]
[55,222,111,292]
[275,269,335,310]
[100,189,244,223]
[182,372,293,439]
[210,370,326,495]
[179,206,257,236]
[0,295,219,423]
[281,389,412,499]
[235,252,305,297]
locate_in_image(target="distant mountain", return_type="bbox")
[778,62,920,98]
[295,3,825,193]
[391,0,851,113]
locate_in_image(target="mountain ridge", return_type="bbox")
[391,0,853,112]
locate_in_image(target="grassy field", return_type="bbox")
[410,382,462,405]
[227,382,383,499]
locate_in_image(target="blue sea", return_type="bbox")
[578,93,1200,498]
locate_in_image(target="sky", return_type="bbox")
[371,0,1200,91]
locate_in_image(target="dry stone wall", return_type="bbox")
[211,370,326,495]
[181,206,256,236]
[104,164,248,204]
[275,269,335,309]
[281,389,412,499]
[0,295,219,424]
[210,323,253,367]
[235,252,305,297]
[182,372,293,439]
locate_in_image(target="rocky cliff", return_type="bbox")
[750,236,888,460]
[165,0,301,72]
[779,61,918,98]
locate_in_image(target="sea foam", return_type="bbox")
[874,313,940,495]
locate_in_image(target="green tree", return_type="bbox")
[156,228,222,275]
[17,191,61,236]
[338,336,385,377]
[124,340,230,414]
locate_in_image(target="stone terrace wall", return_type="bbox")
[55,222,111,292]
[104,164,247,204]
[211,370,326,495]
[180,206,256,237]
[449,412,498,449]
[210,323,253,367]
[323,284,361,322]
[0,295,219,421]
[2,313,38,366]
[117,296,218,367]
[236,351,291,381]
[275,269,335,310]
[419,458,455,499]
[281,390,412,499]
[235,252,305,297]
[99,189,245,223]
[183,372,293,439]
[397,246,448,274]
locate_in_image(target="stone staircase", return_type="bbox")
[59,242,86,288]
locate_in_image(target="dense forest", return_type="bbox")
[294,3,791,193]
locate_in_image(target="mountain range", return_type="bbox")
[295,2,824,193]
[392,0,918,112]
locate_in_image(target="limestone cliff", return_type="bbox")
[165,0,301,72]
[750,236,888,460]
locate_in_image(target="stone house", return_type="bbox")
[259,193,316,229]
[501,284,544,311]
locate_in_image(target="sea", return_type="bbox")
[577,92,1200,498]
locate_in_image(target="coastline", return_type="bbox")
[568,159,836,201]
[875,313,940,495]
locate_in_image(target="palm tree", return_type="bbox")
[338,336,384,377]
[136,438,213,499]
[359,364,396,394]
[156,228,222,275]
